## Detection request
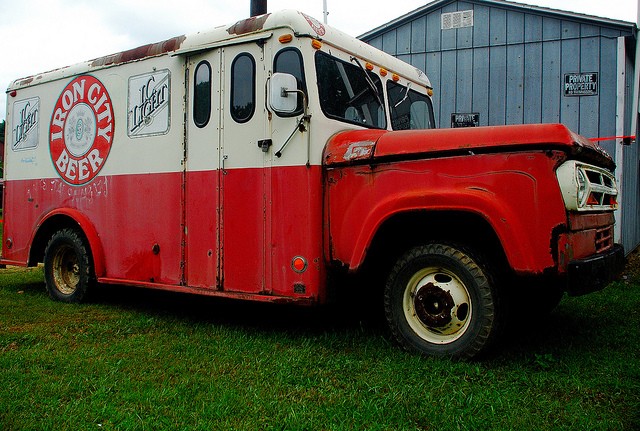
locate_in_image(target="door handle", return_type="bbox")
[257,139,272,152]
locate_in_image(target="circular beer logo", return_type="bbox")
[302,13,326,36]
[49,75,114,185]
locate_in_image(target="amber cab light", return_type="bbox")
[279,34,293,43]
[311,39,322,50]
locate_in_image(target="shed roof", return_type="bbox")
[359,0,637,40]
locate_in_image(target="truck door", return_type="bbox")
[219,42,271,294]
[185,51,222,288]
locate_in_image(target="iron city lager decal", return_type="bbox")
[50,75,114,185]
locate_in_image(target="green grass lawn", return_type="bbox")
[1,263,639,430]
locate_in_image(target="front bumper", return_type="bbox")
[566,244,625,296]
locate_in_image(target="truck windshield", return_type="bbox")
[387,81,436,130]
[315,51,386,129]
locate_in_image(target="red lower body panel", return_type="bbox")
[2,166,326,303]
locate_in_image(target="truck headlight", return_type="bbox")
[556,161,618,211]
[576,168,588,208]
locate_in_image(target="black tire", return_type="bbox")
[44,228,94,303]
[384,243,500,359]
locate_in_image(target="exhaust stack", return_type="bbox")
[250,0,267,17]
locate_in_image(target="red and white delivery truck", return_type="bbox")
[2,10,624,358]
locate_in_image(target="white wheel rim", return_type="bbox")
[403,266,472,344]
[51,244,80,295]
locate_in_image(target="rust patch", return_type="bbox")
[15,76,34,86]
[90,35,186,68]
[227,14,270,35]
[13,66,70,88]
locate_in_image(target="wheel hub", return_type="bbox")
[414,283,455,327]
[52,246,80,295]
[403,267,473,343]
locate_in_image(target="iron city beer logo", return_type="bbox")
[49,75,114,185]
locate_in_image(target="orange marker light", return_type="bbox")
[311,39,322,50]
[427,88,434,97]
[392,73,400,81]
[365,62,374,71]
[279,34,293,43]
[380,68,388,77]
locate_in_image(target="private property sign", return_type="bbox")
[564,72,599,96]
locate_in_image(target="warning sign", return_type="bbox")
[451,113,480,128]
[564,73,598,97]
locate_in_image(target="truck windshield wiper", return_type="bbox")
[350,56,384,109]
[394,82,412,108]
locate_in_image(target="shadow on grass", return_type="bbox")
[6,269,634,362]
[91,282,388,338]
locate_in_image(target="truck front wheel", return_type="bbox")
[384,243,500,359]
[44,228,94,303]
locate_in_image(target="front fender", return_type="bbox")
[325,153,568,274]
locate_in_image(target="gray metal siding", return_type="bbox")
[622,55,640,253]
[362,0,638,252]
[365,1,629,135]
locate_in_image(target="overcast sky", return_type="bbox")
[1,0,637,120]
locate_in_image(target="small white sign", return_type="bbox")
[12,97,40,151]
[441,10,474,30]
[127,70,171,137]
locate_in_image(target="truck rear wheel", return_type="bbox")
[44,228,94,303]
[384,243,500,359]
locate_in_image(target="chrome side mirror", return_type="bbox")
[269,72,298,114]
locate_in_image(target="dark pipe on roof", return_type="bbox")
[250,0,267,17]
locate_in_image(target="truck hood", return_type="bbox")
[323,124,615,170]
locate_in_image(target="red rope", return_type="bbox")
[589,135,635,142]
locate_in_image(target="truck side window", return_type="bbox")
[231,53,256,123]
[315,51,386,129]
[387,81,436,130]
[274,48,306,116]
[194,61,212,128]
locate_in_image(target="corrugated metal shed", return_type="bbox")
[361,0,640,253]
